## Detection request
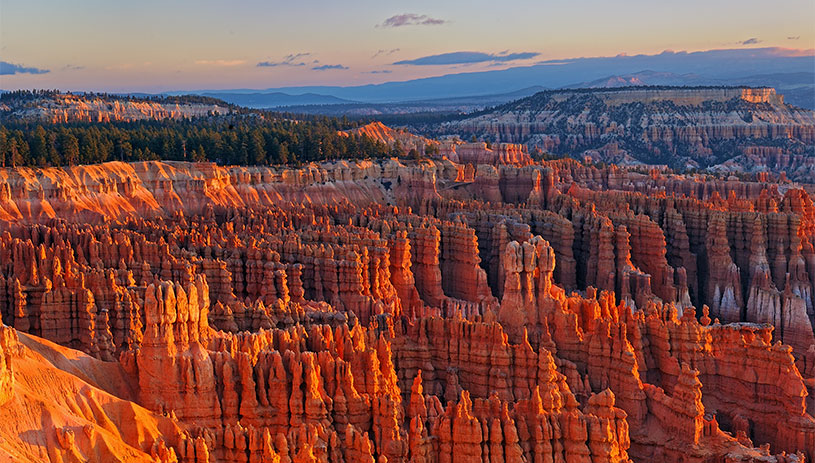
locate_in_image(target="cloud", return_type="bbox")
[378,14,447,28]
[533,59,573,66]
[104,62,152,71]
[393,51,539,66]
[788,36,800,40]
[0,61,49,75]
[366,70,393,74]
[373,48,400,58]
[62,64,85,71]
[259,54,347,71]
[742,38,761,45]
[195,59,246,67]
[257,53,311,67]
[312,64,348,71]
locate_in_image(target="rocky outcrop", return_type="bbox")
[443,141,532,166]
[705,214,744,322]
[0,325,19,406]
[134,277,221,425]
[342,121,437,156]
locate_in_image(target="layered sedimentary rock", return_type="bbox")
[341,123,532,166]
[442,141,533,166]
[0,158,813,462]
[2,92,231,123]
[342,121,438,156]
[431,86,815,180]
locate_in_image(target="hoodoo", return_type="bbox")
[0,157,813,462]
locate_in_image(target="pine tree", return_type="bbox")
[58,132,80,166]
[30,126,48,166]
[8,138,22,167]
[248,129,266,165]
[0,130,7,167]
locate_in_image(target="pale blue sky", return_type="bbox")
[1,0,813,91]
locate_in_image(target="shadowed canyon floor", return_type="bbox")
[0,158,814,462]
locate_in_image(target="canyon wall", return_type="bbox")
[546,87,783,106]
[432,87,815,180]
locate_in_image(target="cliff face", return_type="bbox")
[546,87,783,106]
[342,121,437,155]
[441,141,533,166]
[433,87,815,179]
[0,158,813,462]
[2,93,231,123]
[342,122,533,166]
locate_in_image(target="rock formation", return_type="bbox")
[0,157,813,462]
[2,92,231,123]
[432,87,815,180]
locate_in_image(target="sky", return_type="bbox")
[1,0,813,92]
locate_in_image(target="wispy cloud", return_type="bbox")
[378,13,447,28]
[533,59,574,66]
[62,64,85,71]
[373,48,400,58]
[104,62,152,71]
[742,38,761,45]
[258,54,347,71]
[195,59,246,67]
[394,51,539,66]
[788,36,800,40]
[0,61,49,75]
[366,70,393,74]
[312,64,348,71]
[257,53,311,67]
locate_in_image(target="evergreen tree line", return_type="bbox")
[0,118,397,168]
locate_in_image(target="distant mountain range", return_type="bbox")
[198,69,813,116]
[566,70,708,88]
[198,92,356,108]
[166,48,814,110]
[565,70,815,109]
[262,86,552,116]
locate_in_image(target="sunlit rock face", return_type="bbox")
[3,92,231,123]
[343,121,533,166]
[0,158,813,462]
